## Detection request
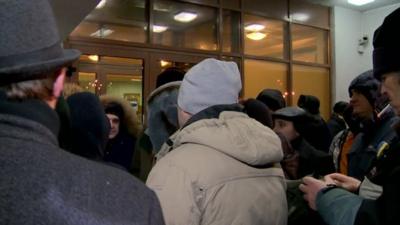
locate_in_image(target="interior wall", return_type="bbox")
[333,3,400,104]
[360,3,400,70]
[333,6,362,103]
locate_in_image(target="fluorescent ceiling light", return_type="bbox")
[291,13,310,22]
[90,28,114,38]
[348,0,374,6]
[153,25,168,33]
[245,24,265,32]
[246,32,267,41]
[96,0,107,9]
[174,12,197,23]
[88,55,99,62]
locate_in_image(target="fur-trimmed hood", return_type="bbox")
[100,95,141,138]
[146,81,181,152]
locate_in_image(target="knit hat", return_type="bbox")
[156,67,185,88]
[243,98,272,128]
[104,102,125,120]
[373,7,400,79]
[177,58,242,115]
[256,89,286,111]
[297,95,320,115]
[348,70,380,107]
[0,0,81,84]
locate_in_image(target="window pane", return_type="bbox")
[242,0,287,21]
[221,0,240,10]
[78,72,96,93]
[71,0,147,43]
[244,14,286,59]
[292,65,330,119]
[153,0,218,51]
[244,59,287,100]
[222,10,240,53]
[290,0,330,29]
[291,24,328,64]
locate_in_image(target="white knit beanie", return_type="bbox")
[177,58,242,115]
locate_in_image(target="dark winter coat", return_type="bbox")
[0,94,165,225]
[327,114,347,138]
[347,109,398,180]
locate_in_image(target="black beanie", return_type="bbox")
[297,95,320,115]
[373,7,400,79]
[156,67,185,88]
[256,89,286,111]
[348,70,380,107]
[104,102,124,120]
[243,98,273,128]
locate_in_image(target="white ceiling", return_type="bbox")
[306,0,400,12]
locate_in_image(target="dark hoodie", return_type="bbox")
[297,95,332,152]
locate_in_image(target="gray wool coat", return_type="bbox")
[0,102,165,225]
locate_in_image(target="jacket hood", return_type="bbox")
[146,81,181,152]
[297,95,320,115]
[172,111,283,166]
[100,95,141,138]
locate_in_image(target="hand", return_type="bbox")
[299,176,327,210]
[324,173,361,193]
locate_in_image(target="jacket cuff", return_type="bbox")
[316,188,363,225]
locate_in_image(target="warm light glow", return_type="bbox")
[88,55,99,62]
[292,91,295,96]
[90,28,114,38]
[246,32,267,41]
[174,12,197,23]
[96,0,106,9]
[160,60,171,67]
[153,25,168,33]
[348,0,374,6]
[245,24,265,32]
[291,13,310,22]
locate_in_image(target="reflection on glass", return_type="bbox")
[70,0,147,43]
[159,60,195,73]
[290,1,330,28]
[291,24,328,64]
[292,65,330,119]
[153,0,218,51]
[79,72,97,93]
[244,14,285,59]
[107,74,143,121]
[244,59,287,99]
[222,10,240,53]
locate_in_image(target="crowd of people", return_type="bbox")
[1,0,400,224]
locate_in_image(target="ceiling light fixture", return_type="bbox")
[160,60,171,67]
[246,32,267,41]
[153,25,168,33]
[348,0,375,6]
[291,13,310,22]
[88,55,99,62]
[96,0,107,9]
[174,12,197,23]
[90,28,114,38]
[245,24,265,32]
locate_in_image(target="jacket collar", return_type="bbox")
[0,90,60,137]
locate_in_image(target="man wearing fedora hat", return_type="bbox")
[300,7,400,225]
[0,0,164,224]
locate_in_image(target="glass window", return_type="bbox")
[222,10,240,53]
[291,24,328,64]
[242,0,287,21]
[292,65,330,119]
[244,59,287,100]
[221,0,240,10]
[70,0,147,43]
[152,0,218,51]
[78,72,97,93]
[290,1,330,29]
[244,14,286,59]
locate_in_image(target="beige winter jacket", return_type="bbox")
[147,111,287,225]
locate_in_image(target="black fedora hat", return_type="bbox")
[0,0,81,84]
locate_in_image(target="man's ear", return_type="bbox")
[53,67,66,98]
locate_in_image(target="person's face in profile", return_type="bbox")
[273,119,299,142]
[106,113,120,139]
